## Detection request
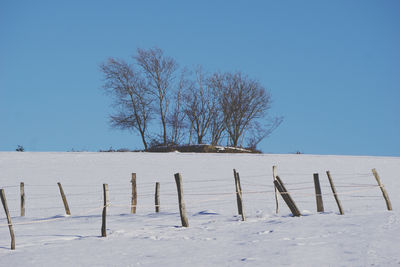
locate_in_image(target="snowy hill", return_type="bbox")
[1,152,399,266]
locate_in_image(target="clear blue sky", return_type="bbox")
[1,1,399,156]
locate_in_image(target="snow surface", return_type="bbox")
[0,152,399,266]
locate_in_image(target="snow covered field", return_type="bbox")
[0,152,399,266]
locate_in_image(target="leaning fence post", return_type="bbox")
[0,189,16,250]
[372,168,392,211]
[233,169,245,221]
[273,165,279,214]
[57,182,71,215]
[131,173,137,214]
[20,182,25,217]
[274,176,301,217]
[313,173,324,212]
[275,176,289,193]
[326,171,344,215]
[174,173,189,227]
[155,182,160,213]
[101,183,109,237]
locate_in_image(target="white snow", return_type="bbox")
[1,152,399,266]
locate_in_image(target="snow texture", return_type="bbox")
[1,152,399,266]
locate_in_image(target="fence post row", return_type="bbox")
[101,183,109,237]
[20,182,25,217]
[155,182,160,213]
[174,173,189,227]
[0,189,16,250]
[372,168,392,211]
[2,168,394,249]
[131,173,137,214]
[57,182,71,215]
[313,173,324,213]
[326,171,344,215]
[274,176,301,217]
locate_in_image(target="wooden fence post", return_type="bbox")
[233,169,240,215]
[326,171,344,215]
[174,173,189,227]
[131,173,137,214]
[274,176,301,217]
[101,183,109,237]
[20,182,25,217]
[233,169,241,215]
[273,165,279,214]
[57,182,71,215]
[313,173,324,212]
[372,168,392,211]
[0,189,16,250]
[155,182,160,213]
[275,176,288,193]
[233,169,245,221]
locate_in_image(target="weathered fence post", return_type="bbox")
[326,171,344,215]
[20,182,25,217]
[274,176,301,217]
[233,169,245,221]
[101,183,109,237]
[273,165,279,214]
[0,189,16,250]
[372,168,392,211]
[237,171,246,221]
[131,173,137,214]
[313,173,324,212]
[174,173,189,227]
[233,169,241,215]
[57,182,71,215]
[155,182,160,213]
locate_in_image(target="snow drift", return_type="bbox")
[0,152,399,266]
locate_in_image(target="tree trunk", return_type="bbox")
[140,132,148,150]
[188,121,193,145]
[161,112,167,145]
[231,136,238,147]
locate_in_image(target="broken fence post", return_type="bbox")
[326,171,344,215]
[313,173,324,212]
[174,173,189,227]
[372,168,392,211]
[274,176,301,217]
[0,189,16,250]
[57,182,71,215]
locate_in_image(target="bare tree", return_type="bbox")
[183,67,217,144]
[246,118,282,150]
[100,58,152,150]
[209,105,225,146]
[167,71,187,145]
[101,47,281,151]
[134,47,178,146]
[210,71,279,147]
